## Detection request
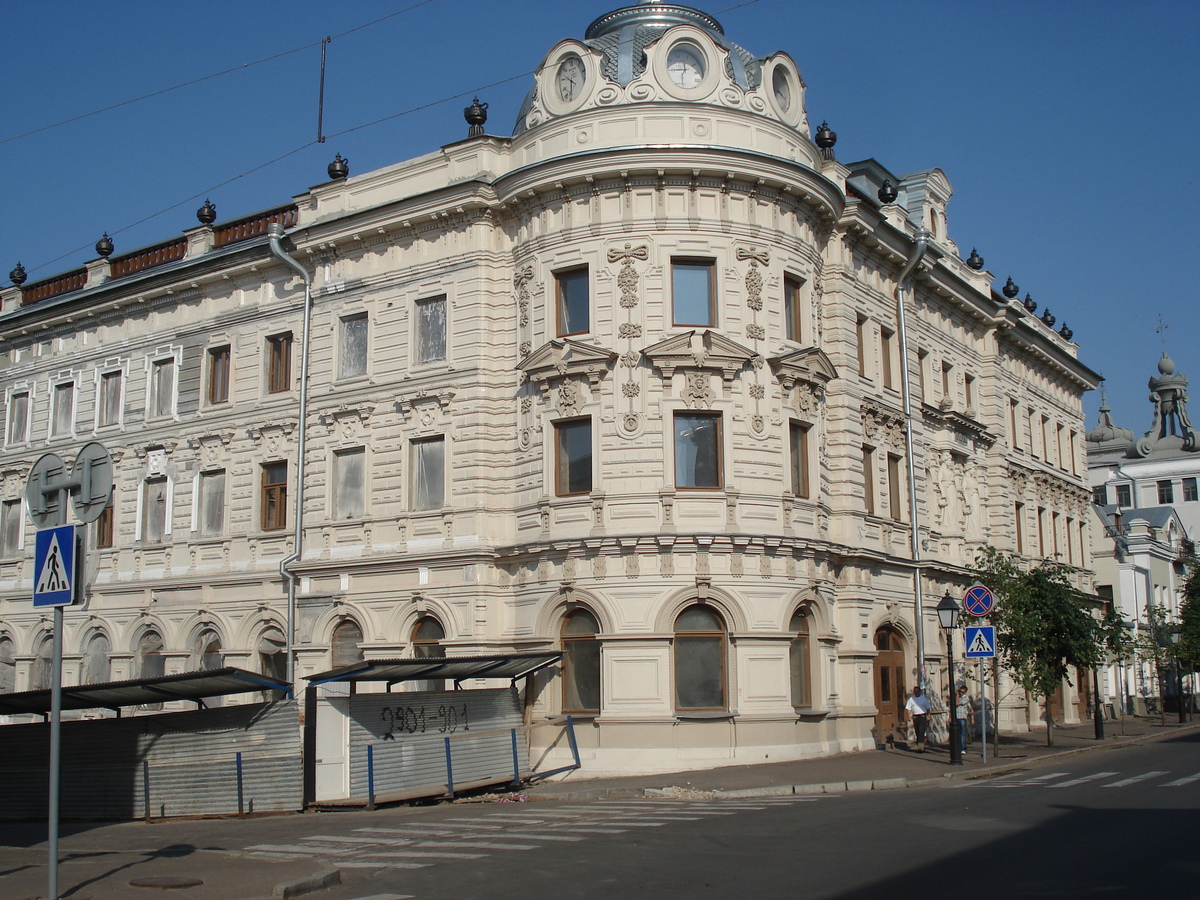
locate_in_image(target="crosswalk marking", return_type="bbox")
[416,840,538,851]
[246,843,357,855]
[1046,772,1118,789]
[370,850,488,860]
[305,835,407,845]
[988,772,1069,787]
[340,893,415,899]
[1162,772,1200,787]
[492,831,585,841]
[1103,771,1169,788]
[340,861,429,870]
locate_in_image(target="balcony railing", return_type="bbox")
[110,238,187,278]
[213,206,298,248]
[21,269,88,305]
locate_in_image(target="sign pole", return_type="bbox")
[979,658,987,765]
[49,603,62,900]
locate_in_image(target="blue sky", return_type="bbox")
[2,0,1196,432]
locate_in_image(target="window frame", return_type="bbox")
[862,445,876,516]
[141,475,169,544]
[554,417,593,497]
[207,345,231,405]
[555,266,590,337]
[789,609,813,709]
[261,461,288,532]
[411,436,446,511]
[1115,483,1132,507]
[887,452,903,521]
[784,275,805,343]
[561,608,602,715]
[0,498,23,557]
[880,327,896,391]
[148,355,178,419]
[267,332,294,394]
[673,604,728,713]
[789,420,810,499]
[97,369,124,429]
[338,312,369,380]
[673,411,723,490]
[96,488,115,549]
[333,447,367,520]
[415,294,448,366]
[1184,478,1199,503]
[671,257,716,328]
[197,470,226,537]
[6,389,30,445]
[1158,480,1175,504]
[50,380,76,439]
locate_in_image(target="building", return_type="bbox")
[1087,355,1198,715]
[0,1,1099,773]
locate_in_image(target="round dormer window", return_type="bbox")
[772,67,791,112]
[666,43,706,89]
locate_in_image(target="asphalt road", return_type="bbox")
[285,730,1200,900]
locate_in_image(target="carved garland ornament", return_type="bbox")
[609,243,650,437]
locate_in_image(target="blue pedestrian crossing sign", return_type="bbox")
[965,625,996,659]
[34,525,76,608]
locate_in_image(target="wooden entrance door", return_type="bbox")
[873,628,907,744]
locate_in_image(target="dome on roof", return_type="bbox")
[1086,399,1134,445]
[514,1,804,138]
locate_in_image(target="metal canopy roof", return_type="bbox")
[0,667,290,716]
[304,651,562,689]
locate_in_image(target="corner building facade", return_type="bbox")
[0,2,1099,772]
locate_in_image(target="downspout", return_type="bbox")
[268,223,314,688]
[895,229,931,688]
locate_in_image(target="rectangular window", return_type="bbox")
[674,413,722,489]
[1,499,21,557]
[784,275,804,343]
[556,268,590,336]
[862,445,876,516]
[415,295,447,364]
[672,258,716,327]
[261,462,288,531]
[98,371,123,427]
[887,452,903,521]
[1158,480,1174,504]
[1028,408,1037,455]
[96,489,114,549]
[554,419,593,496]
[267,333,293,394]
[411,437,446,510]
[199,471,226,536]
[856,316,868,377]
[1056,424,1066,469]
[6,390,29,444]
[1115,483,1132,507]
[880,328,896,390]
[1069,430,1078,475]
[917,350,929,403]
[51,382,74,437]
[1015,502,1025,555]
[1009,400,1019,449]
[789,421,810,499]
[339,313,369,379]
[1092,486,1107,506]
[207,346,230,404]
[142,477,168,543]
[1041,416,1052,465]
[1184,478,1198,502]
[149,358,175,418]
[334,448,366,519]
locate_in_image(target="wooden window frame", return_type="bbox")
[555,266,590,337]
[6,390,29,444]
[789,609,813,709]
[789,420,810,499]
[784,275,804,343]
[671,258,716,328]
[673,605,728,713]
[267,333,293,394]
[338,313,369,380]
[561,608,602,715]
[261,461,288,532]
[673,411,723,490]
[415,295,448,365]
[207,345,231,405]
[554,417,593,497]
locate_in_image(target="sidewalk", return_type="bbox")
[1,716,1194,900]
[520,715,1200,800]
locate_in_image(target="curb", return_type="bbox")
[273,864,341,899]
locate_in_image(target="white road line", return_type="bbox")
[1046,772,1119,788]
[416,840,538,851]
[355,827,464,837]
[440,819,507,826]
[987,772,1070,787]
[246,844,356,855]
[369,850,488,860]
[304,835,405,844]
[551,827,629,835]
[587,820,668,827]
[341,893,416,899]
[1162,772,1200,787]
[1103,771,1169,788]
[497,832,585,842]
[340,861,429,870]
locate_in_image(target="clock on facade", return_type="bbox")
[557,56,586,103]
[772,67,792,112]
[666,44,705,89]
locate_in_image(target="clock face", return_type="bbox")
[557,56,586,103]
[772,68,792,111]
[666,44,705,89]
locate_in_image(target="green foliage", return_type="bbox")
[1179,564,1200,674]
[1098,601,1135,664]
[974,547,1100,733]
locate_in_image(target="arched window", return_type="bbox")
[32,636,54,690]
[138,631,166,680]
[258,627,287,683]
[411,617,446,658]
[0,635,15,693]
[789,609,812,708]
[84,633,112,685]
[674,605,726,711]
[561,609,601,714]
[197,631,223,671]
[331,620,365,668]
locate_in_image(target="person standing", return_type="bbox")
[955,685,975,748]
[905,686,932,752]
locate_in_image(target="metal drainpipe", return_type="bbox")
[895,229,931,688]
[267,223,313,688]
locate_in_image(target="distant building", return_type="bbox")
[1087,354,1197,715]
[0,1,1098,771]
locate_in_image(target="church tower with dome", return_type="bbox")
[0,0,1098,784]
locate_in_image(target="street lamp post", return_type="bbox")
[937,591,963,766]
[1168,630,1186,725]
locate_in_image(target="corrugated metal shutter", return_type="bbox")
[0,700,301,820]
[347,688,527,801]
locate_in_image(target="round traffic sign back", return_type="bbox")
[963,583,995,617]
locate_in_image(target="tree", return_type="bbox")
[1178,564,1200,676]
[1096,599,1135,729]
[975,547,1100,746]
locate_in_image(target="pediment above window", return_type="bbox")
[642,330,758,383]
[768,347,837,391]
[518,338,617,387]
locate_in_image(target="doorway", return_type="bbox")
[873,627,907,745]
